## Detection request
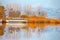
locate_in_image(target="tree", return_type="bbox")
[0,6,6,18]
[24,5,32,16]
[37,6,41,15]
[6,3,21,18]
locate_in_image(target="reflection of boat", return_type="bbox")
[6,23,27,28]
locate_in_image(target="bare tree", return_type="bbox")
[40,10,47,17]
[24,5,32,16]
[6,3,21,18]
[37,6,47,16]
[37,6,41,15]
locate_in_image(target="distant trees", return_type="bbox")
[6,3,21,11]
[6,3,47,17]
[37,6,47,16]
[6,3,21,18]
[24,5,33,16]
[37,6,41,15]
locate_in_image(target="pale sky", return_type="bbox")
[0,0,60,8]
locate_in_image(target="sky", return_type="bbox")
[0,0,60,8]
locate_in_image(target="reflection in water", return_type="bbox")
[6,26,21,40]
[0,23,6,36]
[0,23,60,40]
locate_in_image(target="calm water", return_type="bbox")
[0,23,60,40]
